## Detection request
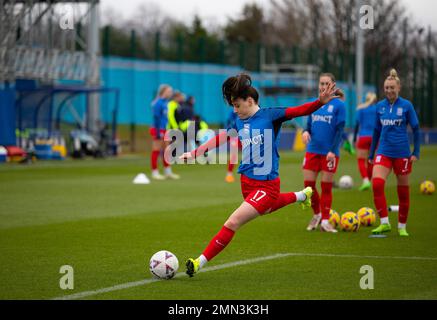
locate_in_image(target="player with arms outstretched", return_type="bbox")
[369,69,420,237]
[179,73,340,277]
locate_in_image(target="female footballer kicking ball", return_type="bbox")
[179,73,339,277]
[369,69,420,237]
[353,92,378,191]
[302,73,346,233]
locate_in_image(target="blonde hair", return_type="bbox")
[357,92,377,109]
[157,84,172,98]
[385,69,401,86]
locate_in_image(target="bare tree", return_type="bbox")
[124,2,174,36]
[268,0,309,46]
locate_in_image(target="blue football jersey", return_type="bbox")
[306,98,346,156]
[229,107,288,181]
[151,98,168,130]
[356,104,377,138]
[374,97,419,158]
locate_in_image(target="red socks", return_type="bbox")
[320,182,333,220]
[303,180,331,220]
[358,158,368,179]
[397,185,410,224]
[270,193,297,213]
[202,190,300,263]
[162,151,170,168]
[151,150,160,170]
[304,180,320,215]
[358,158,373,179]
[202,226,235,261]
[372,178,388,219]
[152,150,170,170]
[372,179,410,224]
[367,162,374,180]
[227,162,235,173]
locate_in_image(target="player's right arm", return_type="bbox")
[179,131,229,160]
[353,110,360,144]
[302,115,312,145]
[368,108,382,163]
[152,100,162,139]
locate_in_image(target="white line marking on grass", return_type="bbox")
[286,252,437,261]
[52,253,292,300]
[52,252,437,300]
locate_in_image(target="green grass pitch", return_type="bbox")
[1,147,437,300]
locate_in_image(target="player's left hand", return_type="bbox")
[326,152,336,164]
[410,155,418,162]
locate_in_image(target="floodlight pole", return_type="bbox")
[356,0,364,105]
[87,0,100,134]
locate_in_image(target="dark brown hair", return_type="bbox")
[172,91,184,99]
[222,73,259,106]
[319,73,336,82]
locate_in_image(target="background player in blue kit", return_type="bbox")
[225,110,241,183]
[149,84,177,180]
[369,69,421,237]
[302,73,346,233]
[179,73,339,277]
[353,92,378,191]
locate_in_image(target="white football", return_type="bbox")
[149,250,179,279]
[339,175,354,189]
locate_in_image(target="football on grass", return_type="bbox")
[149,250,179,279]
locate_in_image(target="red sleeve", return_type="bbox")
[191,131,229,157]
[285,99,322,119]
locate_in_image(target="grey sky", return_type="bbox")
[100,0,437,30]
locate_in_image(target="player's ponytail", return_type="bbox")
[357,92,377,109]
[336,88,345,101]
[386,69,401,86]
[222,73,259,106]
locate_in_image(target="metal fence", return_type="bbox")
[102,28,436,128]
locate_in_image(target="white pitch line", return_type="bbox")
[286,252,437,261]
[52,253,292,300]
[52,252,437,300]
